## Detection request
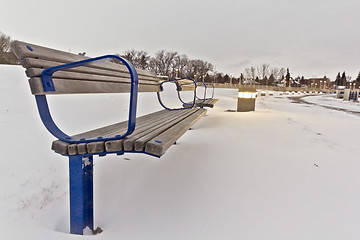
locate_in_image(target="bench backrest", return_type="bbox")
[10,41,162,95]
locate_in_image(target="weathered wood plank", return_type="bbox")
[123,109,195,151]
[90,108,200,155]
[29,77,161,95]
[11,41,156,78]
[52,141,69,155]
[175,79,196,91]
[25,67,161,83]
[21,57,161,82]
[211,99,219,105]
[68,144,78,155]
[26,68,160,85]
[134,109,201,152]
[145,108,207,156]
[183,98,219,108]
[52,108,206,156]
[52,109,172,154]
[87,142,105,154]
[104,139,124,153]
[104,110,178,152]
[90,109,177,153]
[77,143,87,155]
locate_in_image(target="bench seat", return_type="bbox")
[52,108,207,157]
[183,98,219,108]
[11,40,211,235]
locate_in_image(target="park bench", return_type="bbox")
[183,98,219,108]
[10,41,214,235]
[182,82,218,108]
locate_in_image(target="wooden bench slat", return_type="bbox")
[175,79,196,91]
[26,68,160,85]
[29,77,161,95]
[11,41,157,78]
[22,58,161,82]
[86,110,184,154]
[52,108,205,157]
[144,108,207,156]
[133,109,200,152]
[105,109,190,152]
[183,98,219,108]
[52,109,176,155]
[123,109,197,151]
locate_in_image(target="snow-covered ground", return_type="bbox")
[301,94,360,113]
[1,65,360,240]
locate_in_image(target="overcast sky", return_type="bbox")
[1,0,359,79]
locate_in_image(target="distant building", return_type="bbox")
[304,77,330,89]
[347,80,360,89]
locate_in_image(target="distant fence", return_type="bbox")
[212,83,331,93]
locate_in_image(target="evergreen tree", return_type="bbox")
[263,76,268,85]
[285,68,291,87]
[240,73,244,84]
[335,72,341,86]
[223,74,230,84]
[204,73,212,83]
[268,74,275,85]
[356,72,360,83]
[340,71,347,86]
[300,76,305,85]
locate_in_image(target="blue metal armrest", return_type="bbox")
[195,82,215,102]
[36,55,139,144]
[204,82,215,99]
[157,77,197,110]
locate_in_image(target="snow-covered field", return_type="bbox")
[301,94,360,113]
[1,65,360,240]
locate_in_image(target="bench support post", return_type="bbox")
[69,155,94,235]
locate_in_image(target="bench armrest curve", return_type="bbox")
[195,82,215,102]
[157,78,197,110]
[36,55,139,144]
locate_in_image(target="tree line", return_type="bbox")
[2,31,360,87]
[117,49,214,80]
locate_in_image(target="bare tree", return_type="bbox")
[244,67,256,81]
[149,50,178,77]
[257,64,269,80]
[173,54,189,78]
[270,67,286,83]
[121,49,150,70]
[119,48,214,79]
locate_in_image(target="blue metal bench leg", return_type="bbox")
[69,155,94,235]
